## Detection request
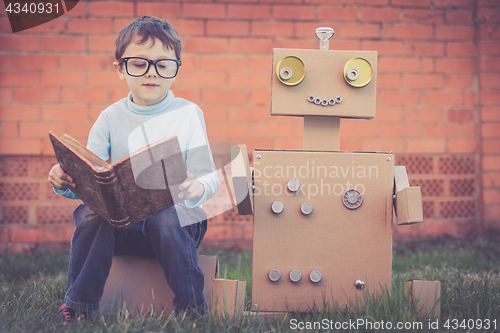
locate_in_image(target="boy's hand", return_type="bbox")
[178,172,205,202]
[48,164,75,191]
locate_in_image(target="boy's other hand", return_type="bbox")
[48,164,75,191]
[179,172,205,201]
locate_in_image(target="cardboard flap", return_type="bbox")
[212,279,247,318]
[231,145,253,215]
[405,280,441,319]
[394,166,423,224]
[396,187,423,224]
[199,255,219,309]
[394,166,410,192]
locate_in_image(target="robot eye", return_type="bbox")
[276,56,306,86]
[343,57,373,88]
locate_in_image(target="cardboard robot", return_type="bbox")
[232,28,423,312]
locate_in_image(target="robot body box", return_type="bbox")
[251,149,394,312]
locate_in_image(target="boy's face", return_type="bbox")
[114,36,177,106]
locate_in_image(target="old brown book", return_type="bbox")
[49,131,187,229]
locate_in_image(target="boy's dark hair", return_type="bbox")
[115,16,181,61]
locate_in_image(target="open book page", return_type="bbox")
[60,134,109,170]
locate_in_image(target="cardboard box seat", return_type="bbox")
[100,254,218,315]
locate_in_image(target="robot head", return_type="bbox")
[271,29,378,120]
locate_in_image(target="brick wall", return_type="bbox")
[0,0,499,253]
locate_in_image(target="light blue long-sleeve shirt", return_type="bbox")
[55,91,220,208]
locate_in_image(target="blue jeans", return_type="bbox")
[65,203,207,315]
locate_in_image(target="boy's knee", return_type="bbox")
[146,205,185,235]
[73,204,107,229]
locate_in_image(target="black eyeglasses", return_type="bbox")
[119,57,182,79]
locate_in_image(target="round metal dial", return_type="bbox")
[342,189,363,210]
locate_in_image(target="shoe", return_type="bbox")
[58,303,88,326]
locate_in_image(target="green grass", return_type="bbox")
[1,236,499,332]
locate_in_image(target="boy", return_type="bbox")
[48,16,219,325]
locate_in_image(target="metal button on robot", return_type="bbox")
[355,279,365,290]
[310,270,322,283]
[287,179,300,192]
[271,201,284,214]
[289,270,302,283]
[269,269,281,282]
[300,202,313,215]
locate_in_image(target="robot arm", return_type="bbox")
[231,145,253,215]
[394,166,423,225]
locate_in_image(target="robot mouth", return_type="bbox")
[307,95,342,106]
